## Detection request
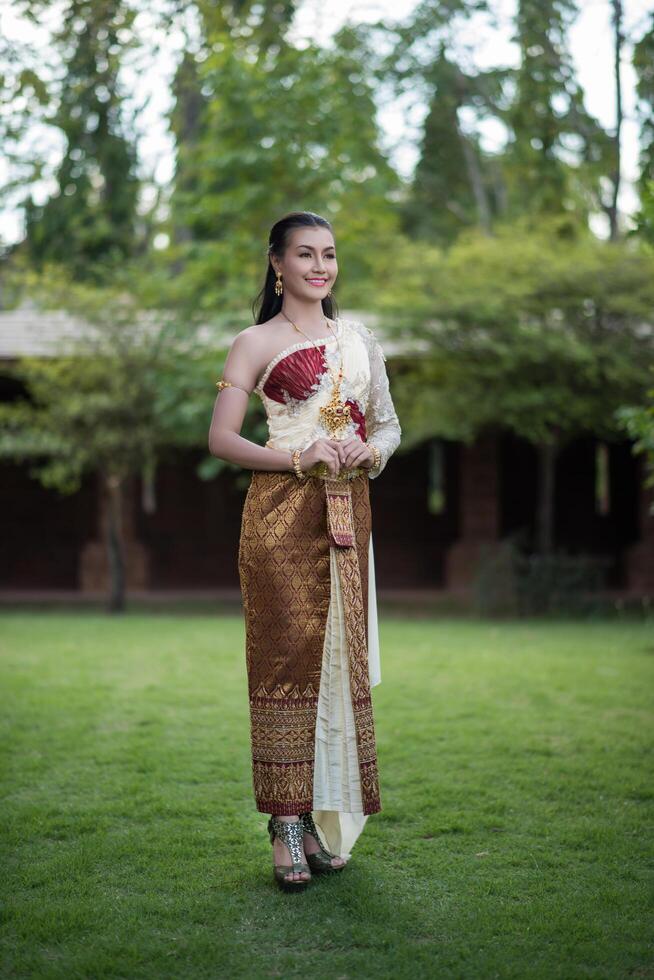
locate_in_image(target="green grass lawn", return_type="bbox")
[1,611,653,979]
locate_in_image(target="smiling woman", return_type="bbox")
[207,210,401,893]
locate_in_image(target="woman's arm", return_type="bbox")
[208,331,294,473]
[364,328,402,479]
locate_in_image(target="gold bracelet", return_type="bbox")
[367,443,381,470]
[291,448,306,480]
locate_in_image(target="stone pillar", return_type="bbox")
[445,435,500,590]
[625,459,654,596]
[79,476,149,592]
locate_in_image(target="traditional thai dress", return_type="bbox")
[234,316,401,860]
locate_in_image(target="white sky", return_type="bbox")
[1,0,652,245]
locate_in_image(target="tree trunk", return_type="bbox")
[536,441,558,554]
[105,474,126,613]
[141,455,157,514]
[609,0,623,241]
[456,118,493,235]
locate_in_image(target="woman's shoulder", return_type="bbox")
[228,321,273,358]
[233,321,266,343]
[222,323,275,393]
[343,317,387,361]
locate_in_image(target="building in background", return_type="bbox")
[1,307,652,599]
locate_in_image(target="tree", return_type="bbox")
[163,23,403,314]
[404,49,500,242]
[380,220,654,552]
[368,0,612,241]
[607,0,625,241]
[0,30,51,261]
[632,11,654,244]
[0,268,262,610]
[2,0,142,280]
[504,0,612,227]
[616,373,654,512]
[365,0,506,244]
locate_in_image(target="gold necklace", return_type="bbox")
[279,311,352,437]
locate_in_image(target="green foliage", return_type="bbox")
[381,221,654,451]
[2,0,654,506]
[473,538,612,617]
[0,266,257,494]
[12,0,143,280]
[165,25,402,313]
[370,1,504,243]
[633,12,654,209]
[616,368,654,499]
[503,0,612,223]
[633,179,654,246]
[471,539,521,617]
[371,0,613,242]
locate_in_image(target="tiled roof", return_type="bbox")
[0,305,234,358]
[0,307,90,358]
[0,305,417,358]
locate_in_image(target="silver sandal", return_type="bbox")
[300,812,346,874]
[267,816,312,892]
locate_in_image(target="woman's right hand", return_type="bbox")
[298,438,345,477]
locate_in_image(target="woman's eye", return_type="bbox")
[300,252,335,258]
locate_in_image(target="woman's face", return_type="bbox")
[272,226,338,301]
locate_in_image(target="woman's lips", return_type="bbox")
[306,278,327,286]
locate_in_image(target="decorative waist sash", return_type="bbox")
[324,479,357,548]
[305,462,363,548]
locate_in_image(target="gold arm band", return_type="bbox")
[216,378,252,395]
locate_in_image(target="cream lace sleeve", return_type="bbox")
[353,321,401,479]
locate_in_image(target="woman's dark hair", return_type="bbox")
[252,210,339,325]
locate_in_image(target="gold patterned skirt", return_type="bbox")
[237,468,381,818]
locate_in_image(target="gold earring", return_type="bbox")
[274,271,283,296]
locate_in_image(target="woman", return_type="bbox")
[208,210,401,892]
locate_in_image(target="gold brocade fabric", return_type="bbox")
[237,469,381,816]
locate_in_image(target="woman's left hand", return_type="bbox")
[338,437,375,470]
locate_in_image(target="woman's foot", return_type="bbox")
[300,813,346,871]
[270,816,311,885]
[303,831,346,869]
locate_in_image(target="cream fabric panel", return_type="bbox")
[312,537,383,859]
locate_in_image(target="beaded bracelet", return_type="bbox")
[368,443,381,471]
[291,448,306,480]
